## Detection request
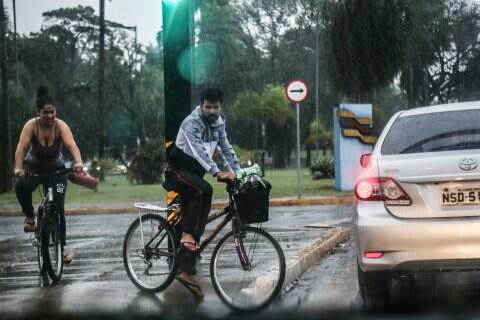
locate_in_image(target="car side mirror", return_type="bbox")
[360,153,372,168]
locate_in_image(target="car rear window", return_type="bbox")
[381,109,480,155]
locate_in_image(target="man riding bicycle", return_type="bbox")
[14,86,84,264]
[165,88,240,296]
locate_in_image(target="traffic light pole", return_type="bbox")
[162,0,193,142]
[162,0,194,204]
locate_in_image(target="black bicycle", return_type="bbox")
[123,168,286,312]
[29,168,73,282]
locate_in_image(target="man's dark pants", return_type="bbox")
[170,169,213,275]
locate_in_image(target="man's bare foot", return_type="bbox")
[177,272,204,298]
[180,233,199,252]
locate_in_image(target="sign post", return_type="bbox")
[285,80,308,199]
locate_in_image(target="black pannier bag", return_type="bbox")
[235,174,271,224]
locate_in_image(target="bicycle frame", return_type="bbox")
[140,186,253,269]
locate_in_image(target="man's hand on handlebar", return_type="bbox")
[216,171,236,183]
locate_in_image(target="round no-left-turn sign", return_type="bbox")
[285,79,308,103]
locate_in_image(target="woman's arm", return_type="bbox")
[14,119,34,176]
[57,119,83,170]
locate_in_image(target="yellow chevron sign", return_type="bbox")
[337,110,376,145]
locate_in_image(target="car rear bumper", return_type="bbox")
[355,201,480,272]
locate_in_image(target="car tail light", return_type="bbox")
[355,177,411,205]
[364,251,384,259]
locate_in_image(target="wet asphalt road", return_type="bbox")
[0,205,352,317]
[284,227,480,316]
[4,203,480,317]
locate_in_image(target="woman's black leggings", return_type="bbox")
[15,175,68,246]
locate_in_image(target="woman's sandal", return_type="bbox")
[176,275,204,299]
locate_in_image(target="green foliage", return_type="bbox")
[399,0,480,105]
[310,156,335,180]
[228,84,294,168]
[127,139,165,185]
[10,5,163,161]
[304,120,333,153]
[197,0,260,100]
[327,0,407,102]
[231,145,257,166]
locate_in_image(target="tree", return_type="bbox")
[304,120,332,157]
[327,0,407,102]
[228,90,263,150]
[197,0,261,103]
[400,0,480,106]
[235,0,297,85]
[228,84,294,168]
[261,84,295,168]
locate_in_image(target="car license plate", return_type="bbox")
[442,187,480,206]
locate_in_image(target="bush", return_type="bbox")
[310,156,335,179]
[127,139,165,184]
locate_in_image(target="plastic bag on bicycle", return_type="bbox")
[235,174,271,224]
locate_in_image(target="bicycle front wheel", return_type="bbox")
[41,210,64,282]
[36,209,45,274]
[123,214,178,292]
[210,226,286,312]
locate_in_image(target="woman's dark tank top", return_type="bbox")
[24,119,64,173]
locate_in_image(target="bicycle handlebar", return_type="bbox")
[27,167,75,179]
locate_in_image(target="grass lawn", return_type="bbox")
[0,168,352,207]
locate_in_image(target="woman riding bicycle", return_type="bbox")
[14,86,84,264]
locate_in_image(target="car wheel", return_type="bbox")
[357,262,392,309]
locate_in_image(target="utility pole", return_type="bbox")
[12,0,18,92]
[0,0,11,191]
[97,0,106,158]
[315,27,320,159]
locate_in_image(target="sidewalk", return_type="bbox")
[0,195,354,216]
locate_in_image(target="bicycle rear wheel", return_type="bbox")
[41,209,64,282]
[210,226,286,312]
[123,214,178,292]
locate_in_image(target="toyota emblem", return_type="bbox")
[458,158,478,171]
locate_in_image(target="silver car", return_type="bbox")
[354,102,480,307]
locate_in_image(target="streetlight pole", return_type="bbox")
[12,0,18,93]
[0,0,11,191]
[315,27,320,160]
[97,0,106,159]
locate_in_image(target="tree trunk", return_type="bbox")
[306,147,311,168]
[0,0,12,192]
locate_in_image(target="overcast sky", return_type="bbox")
[4,0,162,46]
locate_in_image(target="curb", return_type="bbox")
[249,227,350,298]
[283,227,350,289]
[0,196,354,217]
